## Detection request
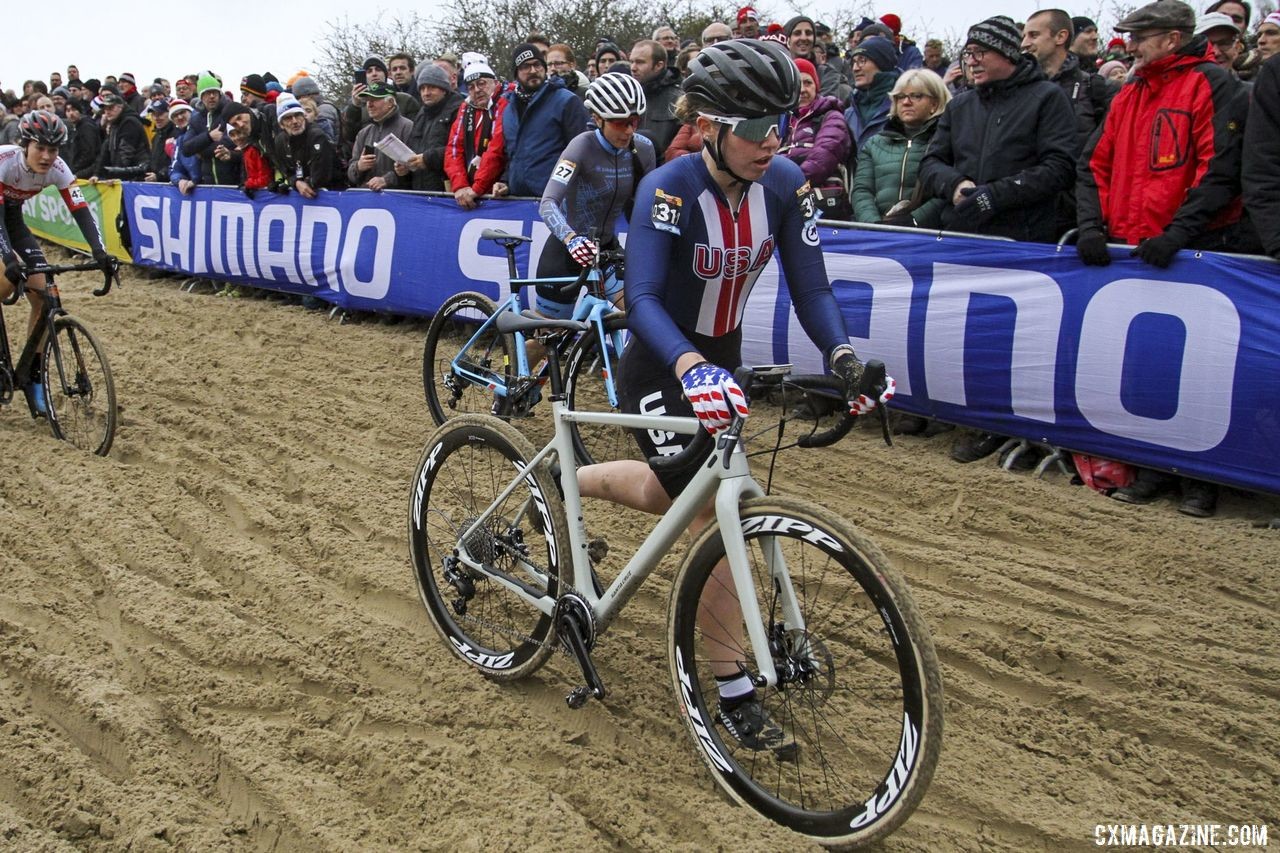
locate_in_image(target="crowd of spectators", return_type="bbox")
[1,0,1277,517]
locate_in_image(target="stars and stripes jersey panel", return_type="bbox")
[624,152,849,371]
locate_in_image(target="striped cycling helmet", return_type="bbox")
[585,72,647,119]
[19,110,69,146]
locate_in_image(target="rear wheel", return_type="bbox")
[43,314,116,456]
[563,322,639,465]
[423,292,512,425]
[408,415,569,680]
[668,497,942,848]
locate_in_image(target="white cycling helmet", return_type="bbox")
[585,72,647,119]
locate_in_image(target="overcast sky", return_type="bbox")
[2,0,1074,101]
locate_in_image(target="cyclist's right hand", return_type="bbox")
[566,235,599,267]
[681,362,749,436]
[3,253,25,286]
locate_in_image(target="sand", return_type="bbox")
[1,260,1277,852]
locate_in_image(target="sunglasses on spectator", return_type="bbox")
[891,92,932,102]
[699,112,780,142]
[605,115,641,128]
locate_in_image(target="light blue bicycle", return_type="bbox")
[422,229,633,465]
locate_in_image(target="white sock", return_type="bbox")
[715,672,754,703]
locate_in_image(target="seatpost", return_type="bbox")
[504,242,520,290]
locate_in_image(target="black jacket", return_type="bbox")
[274,122,342,190]
[94,109,150,179]
[67,118,101,179]
[1049,53,1114,149]
[399,91,464,191]
[919,56,1078,243]
[639,70,682,156]
[148,122,179,181]
[182,99,232,184]
[1244,54,1280,258]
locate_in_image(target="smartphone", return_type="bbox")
[363,144,376,157]
[353,68,367,87]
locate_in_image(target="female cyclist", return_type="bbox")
[577,39,895,752]
[534,72,656,319]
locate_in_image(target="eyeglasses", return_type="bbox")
[699,111,780,142]
[605,115,641,129]
[851,55,874,66]
[891,92,932,102]
[1209,35,1240,49]
[960,47,989,60]
[1125,30,1171,44]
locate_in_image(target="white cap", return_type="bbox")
[1196,11,1239,34]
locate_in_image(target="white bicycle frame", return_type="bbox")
[453,395,809,688]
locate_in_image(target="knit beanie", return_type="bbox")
[168,98,192,116]
[416,64,453,91]
[197,73,222,97]
[512,43,545,74]
[1072,16,1098,35]
[594,43,622,67]
[966,15,1024,63]
[852,36,900,72]
[240,74,268,97]
[793,57,818,83]
[1097,60,1129,79]
[784,14,815,36]
[1261,10,1280,30]
[880,13,903,34]
[461,52,496,82]
[276,93,305,120]
[290,76,321,98]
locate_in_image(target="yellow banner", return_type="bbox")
[22,179,130,261]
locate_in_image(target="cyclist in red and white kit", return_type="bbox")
[0,110,114,411]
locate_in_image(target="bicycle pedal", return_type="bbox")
[566,686,593,709]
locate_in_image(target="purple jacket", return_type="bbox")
[780,95,852,186]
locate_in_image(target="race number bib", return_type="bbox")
[551,159,576,184]
[651,189,683,235]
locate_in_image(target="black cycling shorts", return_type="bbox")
[618,326,742,499]
[533,234,621,319]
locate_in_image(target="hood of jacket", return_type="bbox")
[1135,35,1213,86]
[1049,51,1083,82]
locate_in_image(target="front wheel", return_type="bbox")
[423,292,511,425]
[563,323,639,466]
[43,314,117,456]
[668,497,942,849]
[408,414,570,680]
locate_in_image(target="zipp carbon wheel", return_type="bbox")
[668,497,942,848]
[423,292,511,425]
[42,314,117,456]
[408,415,569,680]
[563,323,640,465]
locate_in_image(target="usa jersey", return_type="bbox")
[0,144,86,210]
[625,152,848,371]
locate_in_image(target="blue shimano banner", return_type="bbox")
[124,184,1280,494]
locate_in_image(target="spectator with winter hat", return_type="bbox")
[273,93,340,197]
[843,36,900,153]
[144,97,178,182]
[167,99,202,194]
[181,72,233,185]
[445,54,503,208]
[736,6,761,39]
[1070,17,1101,68]
[879,14,924,71]
[289,74,340,144]
[394,64,464,191]
[118,72,145,112]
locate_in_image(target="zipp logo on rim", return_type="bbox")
[411,442,444,529]
[741,515,844,552]
[849,712,919,829]
[449,637,516,670]
[675,648,734,774]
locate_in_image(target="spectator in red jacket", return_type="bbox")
[1076,0,1249,517]
[444,55,503,208]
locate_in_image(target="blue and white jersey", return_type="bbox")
[624,152,849,371]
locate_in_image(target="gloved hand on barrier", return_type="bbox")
[1076,229,1111,266]
[681,362,749,436]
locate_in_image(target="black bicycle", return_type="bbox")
[0,259,119,456]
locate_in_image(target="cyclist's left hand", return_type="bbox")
[92,248,116,277]
[567,235,599,267]
[832,349,896,416]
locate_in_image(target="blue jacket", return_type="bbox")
[169,127,202,185]
[497,76,589,197]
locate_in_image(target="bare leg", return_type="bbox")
[579,460,742,677]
